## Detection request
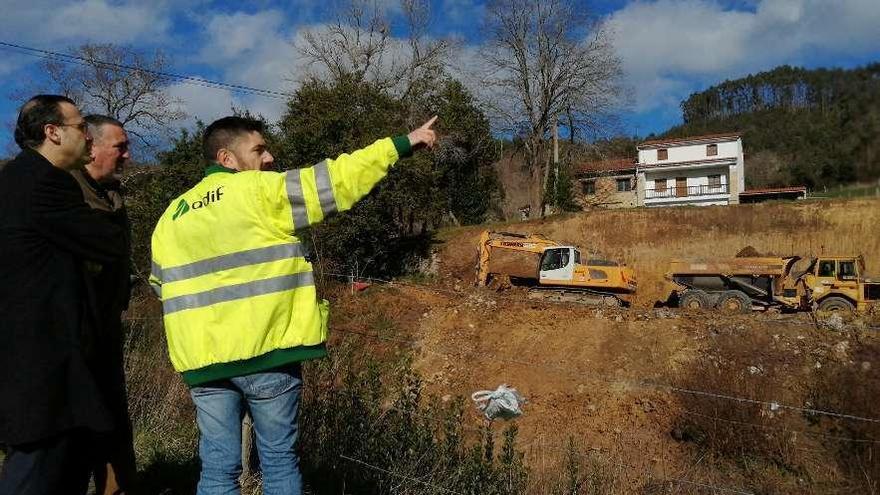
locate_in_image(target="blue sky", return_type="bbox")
[1,0,879,157]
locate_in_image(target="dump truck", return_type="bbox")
[666,255,880,313]
[475,230,637,306]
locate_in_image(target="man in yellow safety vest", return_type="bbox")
[150,115,437,494]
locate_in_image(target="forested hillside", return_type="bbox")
[662,64,880,188]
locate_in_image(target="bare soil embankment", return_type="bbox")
[333,198,880,492]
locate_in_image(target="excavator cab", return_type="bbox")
[539,247,578,282]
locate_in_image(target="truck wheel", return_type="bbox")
[817,296,855,313]
[716,290,752,313]
[679,290,710,310]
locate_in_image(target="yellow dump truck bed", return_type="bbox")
[667,257,799,278]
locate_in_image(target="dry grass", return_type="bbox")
[539,199,880,307]
[670,325,880,494]
[121,290,201,494]
[440,198,880,308]
[807,337,880,494]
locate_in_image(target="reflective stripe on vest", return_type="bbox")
[285,161,338,229]
[154,243,305,283]
[313,160,337,217]
[163,271,314,314]
[285,172,309,230]
[150,260,162,297]
[154,242,310,314]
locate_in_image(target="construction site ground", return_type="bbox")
[329,198,880,493]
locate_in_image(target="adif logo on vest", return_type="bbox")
[172,186,224,221]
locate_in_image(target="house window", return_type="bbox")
[616,178,632,192]
[708,174,722,189]
[582,180,596,195]
[655,178,667,193]
[707,144,718,156]
[657,148,668,160]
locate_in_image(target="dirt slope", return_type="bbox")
[332,198,880,492]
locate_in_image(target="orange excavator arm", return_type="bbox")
[476,230,559,286]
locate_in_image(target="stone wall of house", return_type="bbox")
[575,175,638,209]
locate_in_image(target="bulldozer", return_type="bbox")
[475,230,637,306]
[665,254,880,313]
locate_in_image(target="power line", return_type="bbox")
[0,40,293,100]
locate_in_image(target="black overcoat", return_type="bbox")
[0,149,126,446]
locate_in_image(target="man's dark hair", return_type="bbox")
[203,117,265,162]
[84,114,124,142]
[14,94,76,150]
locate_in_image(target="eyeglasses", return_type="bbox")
[56,121,88,133]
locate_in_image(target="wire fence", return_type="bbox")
[115,270,880,493]
[123,271,880,427]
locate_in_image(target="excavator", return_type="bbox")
[475,230,637,306]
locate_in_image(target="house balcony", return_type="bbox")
[643,184,730,206]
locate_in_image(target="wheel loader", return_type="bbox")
[666,254,880,313]
[475,230,637,306]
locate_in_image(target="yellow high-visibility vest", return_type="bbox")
[150,136,411,385]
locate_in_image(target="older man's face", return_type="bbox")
[88,124,130,183]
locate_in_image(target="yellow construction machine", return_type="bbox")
[475,230,637,306]
[666,254,880,313]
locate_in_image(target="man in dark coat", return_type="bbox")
[0,95,127,494]
[69,114,137,495]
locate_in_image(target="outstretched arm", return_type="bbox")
[261,116,438,233]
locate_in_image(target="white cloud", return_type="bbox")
[441,0,485,27]
[164,81,237,128]
[46,0,171,44]
[163,12,313,128]
[605,0,880,112]
[200,11,286,62]
[0,0,180,78]
[1,0,174,45]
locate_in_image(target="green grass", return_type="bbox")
[813,182,880,199]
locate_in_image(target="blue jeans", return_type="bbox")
[0,430,91,495]
[189,364,303,495]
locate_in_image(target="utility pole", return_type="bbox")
[552,116,559,212]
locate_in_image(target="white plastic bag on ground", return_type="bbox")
[471,384,526,420]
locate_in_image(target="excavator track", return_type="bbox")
[526,287,626,307]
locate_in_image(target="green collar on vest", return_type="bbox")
[205,163,237,176]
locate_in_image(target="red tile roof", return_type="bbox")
[638,132,741,148]
[575,158,636,175]
[739,186,807,196]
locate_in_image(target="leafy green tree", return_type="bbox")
[125,124,206,277]
[670,63,880,188]
[276,75,497,277]
[430,79,500,224]
[544,160,581,213]
[125,75,497,280]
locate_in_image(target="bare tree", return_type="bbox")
[41,43,186,148]
[480,0,625,217]
[296,0,452,100]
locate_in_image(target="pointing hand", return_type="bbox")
[407,116,438,150]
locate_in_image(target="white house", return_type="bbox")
[635,133,745,207]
